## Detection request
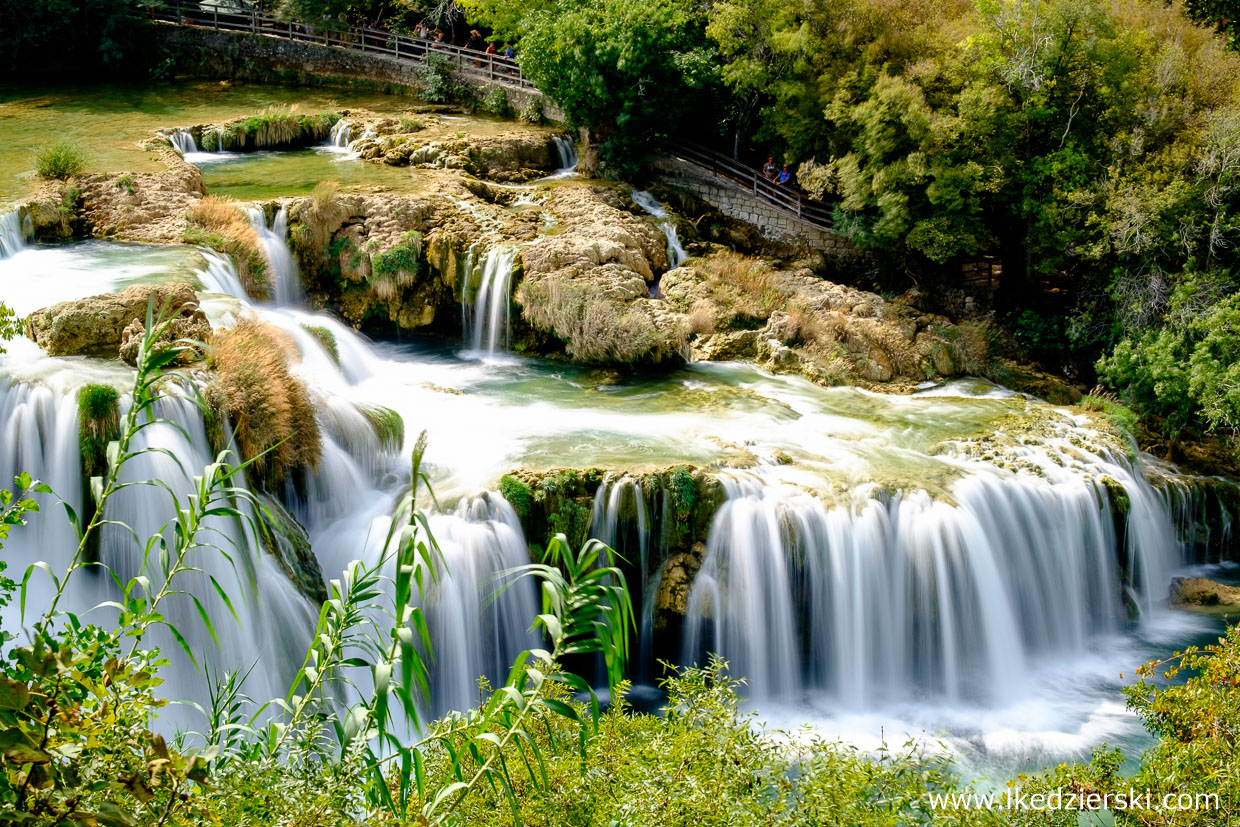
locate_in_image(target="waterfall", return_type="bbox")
[590,475,659,679]
[683,451,1182,707]
[462,246,517,356]
[1,238,540,725]
[0,208,31,259]
[163,128,198,156]
[552,135,578,174]
[247,206,304,306]
[632,191,688,281]
[329,119,351,149]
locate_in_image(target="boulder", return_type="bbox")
[118,313,211,366]
[691,330,758,361]
[1169,577,1240,611]
[26,283,205,358]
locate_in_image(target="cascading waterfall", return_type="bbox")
[247,205,304,305]
[329,119,351,150]
[163,128,198,156]
[1,231,540,724]
[590,475,660,678]
[462,246,518,356]
[552,135,578,174]
[0,208,31,258]
[632,190,687,298]
[684,447,1183,707]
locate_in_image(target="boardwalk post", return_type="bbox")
[213,6,218,30]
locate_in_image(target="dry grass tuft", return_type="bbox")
[185,196,270,300]
[205,318,321,489]
[687,299,717,336]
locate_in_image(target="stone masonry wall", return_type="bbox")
[155,26,565,122]
[653,157,852,255]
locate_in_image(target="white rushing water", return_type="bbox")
[247,205,304,305]
[0,208,31,259]
[547,134,579,179]
[462,245,518,356]
[0,222,1232,769]
[632,190,688,293]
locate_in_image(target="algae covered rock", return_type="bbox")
[1169,577,1240,612]
[25,282,204,358]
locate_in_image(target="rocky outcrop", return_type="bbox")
[1169,577,1240,612]
[515,186,687,363]
[118,314,212,366]
[664,250,993,388]
[339,110,562,181]
[25,283,206,358]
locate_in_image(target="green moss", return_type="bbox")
[499,475,533,523]
[1082,394,1139,439]
[360,405,405,452]
[547,498,591,548]
[664,466,698,548]
[215,112,341,152]
[371,231,423,278]
[300,324,339,364]
[115,174,136,195]
[77,384,120,478]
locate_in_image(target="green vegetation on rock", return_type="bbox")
[359,404,405,452]
[299,323,340,364]
[34,139,86,180]
[77,383,119,478]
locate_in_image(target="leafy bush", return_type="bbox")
[417,53,455,103]
[480,85,511,116]
[517,95,543,124]
[34,139,86,180]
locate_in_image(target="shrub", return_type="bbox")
[204,318,321,489]
[184,196,270,300]
[369,231,423,299]
[77,384,119,478]
[417,53,455,103]
[499,473,533,523]
[399,115,427,132]
[481,85,511,116]
[518,95,543,124]
[34,139,86,180]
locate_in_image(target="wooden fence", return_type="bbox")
[153,1,538,92]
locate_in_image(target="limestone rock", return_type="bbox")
[1169,577,1240,611]
[691,330,758,361]
[26,282,205,358]
[118,312,212,366]
[655,550,702,621]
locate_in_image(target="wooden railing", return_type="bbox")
[667,142,835,230]
[153,1,538,92]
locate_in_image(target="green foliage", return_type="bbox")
[115,173,136,194]
[299,322,340,364]
[517,95,543,125]
[76,383,120,478]
[417,53,456,104]
[359,404,405,451]
[480,85,511,117]
[466,0,717,175]
[498,474,533,523]
[0,303,22,354]
[217,111,340,152]
[0,0,160,77]
[663,465,696,547]
[1081,394,1139,438]
[34,139,86,180]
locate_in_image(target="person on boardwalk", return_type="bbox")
[776,165,792,185]
[762,156,778,180]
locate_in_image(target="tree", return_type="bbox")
[464,0,716,176]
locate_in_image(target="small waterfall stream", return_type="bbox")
[0,208,30,258]
[462,246,518,356]
[632,191,687,298]
[247,205,304,305]
[552,135,578,175]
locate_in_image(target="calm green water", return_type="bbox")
[0,81,416,204]
[195,147,422,199]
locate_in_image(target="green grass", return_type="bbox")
[35,139,87,180]
[77,384,119,477]
[300,323,339,364]
[359,404,405,452]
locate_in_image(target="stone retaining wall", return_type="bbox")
[653,156,852,255]
[155,26,565,122]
